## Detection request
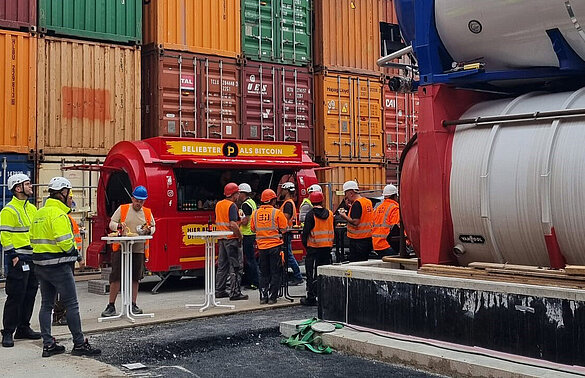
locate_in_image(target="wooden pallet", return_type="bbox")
[418,262,585,289]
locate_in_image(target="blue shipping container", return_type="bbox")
[0,154,35,209]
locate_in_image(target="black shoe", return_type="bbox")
[101,304,116,317]
[14,326,41,340]
[230,294,249,301]
[300,297,318,306]
[131,303,143,315]
[72,339,101,356]
[260,298,268,304]
[288,278,303,286]
[1,330,14,347]
[42,340,65,357]
[267,299,277,305]
[215,291,229,298]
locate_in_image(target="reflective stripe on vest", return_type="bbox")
[112,204,152,259]
[347,197,374,239]
[1,199,35,255]
[372,201,398,250]
[279,198,297,228]
[215,199,238,239]
[253,207,283,249]
[240,198,257,236]
[307,210,334,248]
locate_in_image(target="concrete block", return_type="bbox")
[88,279,110,295]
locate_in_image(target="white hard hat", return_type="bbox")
[48,176,72,191]
[281,182,295,191]
[383,184,398,197]
[7,173,31,191]
[307,184,322,193]
[342,180,359,192]
[238,183,252,193]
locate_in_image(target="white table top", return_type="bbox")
[102,235,153,242]
[187,231,233,238]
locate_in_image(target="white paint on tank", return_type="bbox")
[450,88,585,267]
[435,0,585,70]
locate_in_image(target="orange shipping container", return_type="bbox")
[37,37,141,156]
[314,72,384,163]
[143,0,240,58]
[314,0,381,74]
[0,30,36,153]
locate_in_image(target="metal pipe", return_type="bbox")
[377,45,413,66]
[443,108,585,127]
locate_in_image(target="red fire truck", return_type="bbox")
[85,137,318,292]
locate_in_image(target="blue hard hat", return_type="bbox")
[132,185,148,200]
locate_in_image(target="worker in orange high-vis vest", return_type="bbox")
[338,180,374,262]
[101,186,155,318]
[279,182,303,286]
[251,189,288,305]
[300,191,333,306]
[372,184,401,257]
[215,183,248,301]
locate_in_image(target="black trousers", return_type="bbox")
[348,237,372,262]
[305,247,332,300]
[2,259,38,333]
[258,246,282,301]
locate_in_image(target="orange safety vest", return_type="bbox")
[215,199,238,239]
[347,197,374,239]
[68,214,82,253]
[372,199,399,251]
[307,209,334,248]
[112,204,152,259]
[279,198,297,228]
[252,205,286,250]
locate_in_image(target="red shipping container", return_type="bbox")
[142,46,241,140]
[0,0,35,31]
[241,62,314,158]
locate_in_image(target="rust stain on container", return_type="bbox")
[317,162,386,207]
[0,0,36,31]
[241,62,314,158]
[143,0,240,58]
[142,47,241,140]
[314,72,383,163]
[37,37,141,156]
[0,30,36,153]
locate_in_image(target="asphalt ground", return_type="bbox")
[91,306,444,378]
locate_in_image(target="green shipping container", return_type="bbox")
[242,0,311,66]
[38,0,142,44]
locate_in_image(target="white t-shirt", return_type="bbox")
[109,205,156,254]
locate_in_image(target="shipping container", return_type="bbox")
[0,153,35,209]
[314,0,382,74]
[143,0,240,58]
[142,47,241,139]
[0,0,36,31]
[241,0,311,66]
[384,88,418,164]
[37,37,141,156]
[316,162,386,209]
[314,72,384,163]
[38,0,142,44]
[241,61,313,157]
[0,30,36,154]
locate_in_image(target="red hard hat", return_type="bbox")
[224,182,239,197]
[261,189,277,203]
[309,191,324,204]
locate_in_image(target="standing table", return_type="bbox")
[99,235,154,323]
[186,231,235,312]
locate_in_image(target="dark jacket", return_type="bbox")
[301,207,331,248]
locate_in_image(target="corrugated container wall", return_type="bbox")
[314,0,381,74]
[38,0,142,44]
[0,30,36,153]
[37,37,141,156]
[314,72,384,163]
[241,61,314,157]
[0,154,35,208]
[384,88,418,163]
[242,0,311,66]
[143,0,240,58]
[142,47,241,140]
[0,0,36,31]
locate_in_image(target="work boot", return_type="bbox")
[230,293,249,301]
[215,291,229,298]
[42,339,65,357]
[267,298,277,305]
[1,330,14,347]
[71,339,101,356]
[100,303,116,317]
[131,303,143,315]
[260,298,268,305]
[14,326,41,340]
[300,297,318,306]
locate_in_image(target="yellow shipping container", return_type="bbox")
[314,0,381,74]
[314,72,384,163]
[0,30,36,153]
[37,37,141,156]
[143,0,240,58]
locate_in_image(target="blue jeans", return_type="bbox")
[284,233,302,280]
[35,264,84,346]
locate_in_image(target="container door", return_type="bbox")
[354,77,383,162]
[242,0,275,61]
[384,89,408,163]
[278,0,311,65]
[279,66,313,157]
[321,75,353,161]
[241,63,277,141]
